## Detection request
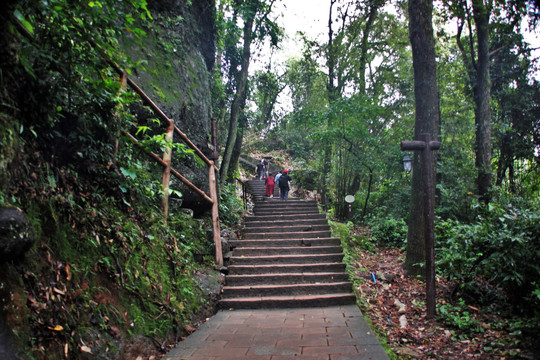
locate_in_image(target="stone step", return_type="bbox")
[254,208,320,216]
[253,199,317,207]
[221,192,355,310]
[229,253,344,265]
[231,237,341,248]
[244,218,328,228]
[225,272,350,286]
[244,224,330,234]
[232,245,343,256]
[222,282,353,298]
[244,213,326,223]
[253,201,318,207]
[228,262,347,275]
[218,293,356,309]
[244,230,332,239]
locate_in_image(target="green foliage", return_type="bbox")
[6,152,213,357]
[436,197,540,313]
[438,298,484,333]
[329,220,376,255]
[290,169,319,191]
[367,217,408,248]
[218,181,244,228]
[0,1,223,357]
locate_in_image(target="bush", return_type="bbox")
[291,169,319,191]
[219,181,244,228]
[329,221,376,254]
[436,199,540,314]
[367,217,408,248]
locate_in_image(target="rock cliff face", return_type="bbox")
[128,0,216,212]
[0,1,220,358]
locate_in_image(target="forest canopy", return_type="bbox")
[0,0,539,358]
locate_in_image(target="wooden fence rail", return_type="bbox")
[12,16,223,266]
[94,36,223,266]
[120,82,223,266]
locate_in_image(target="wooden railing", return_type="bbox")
[12,16,223,266]
[236,178,249,211]
[115,69,222,266]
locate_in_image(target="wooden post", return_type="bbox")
[211,117,219,161]
[210,118,220,202]
[113,71,128,161]
[401,133,440,319]
[161,121,174,223]
[209,162,223,266]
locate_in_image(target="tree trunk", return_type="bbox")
[472,0,492,201]
[227,118,245,181]
[219,15,254,183]
[358,0,383,93]
[321,0,341,209]
[405,0,440,277]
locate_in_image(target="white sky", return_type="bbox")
[251,0,539,76]
[275,0,330,56]
[248,0,539,120]
[251,0,330,71]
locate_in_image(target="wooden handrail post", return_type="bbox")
[161,121,174,224]
[209,162,223,266]
[113,71,128,161]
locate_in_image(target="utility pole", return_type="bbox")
[401,133,440,319]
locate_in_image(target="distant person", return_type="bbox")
[265,172,275,198]
[274,170,282,198]
[278,169,291,200]
[255,159,265,180]
[263,158,269,177]
[274,170,282,186]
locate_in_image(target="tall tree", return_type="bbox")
[442,0,535,200]
[405,0,440,276]
[489,24,540,193]
[321,0,385,208]
[454,0,492,200]
[218,0,281,183]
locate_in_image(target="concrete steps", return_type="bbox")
[219,188,355,309]
[222,282,353,297]
[230,237,342,247]
[219,293,356,309]
[227,262,347,275]
[232,245,343,256]
[244,230,333,239]
[225,272,349,286]
[243,224,331,234]
[229,253,344,265]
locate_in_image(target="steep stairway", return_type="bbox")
[244,178,279,201]
[218,180,356,309]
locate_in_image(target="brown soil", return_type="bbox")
[351,248,536,359]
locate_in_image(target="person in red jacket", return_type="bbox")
[265,172,275,198]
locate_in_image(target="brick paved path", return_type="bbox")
[164,305,389,360]
[165,180,389,359]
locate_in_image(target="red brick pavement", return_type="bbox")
[164,305,389,360]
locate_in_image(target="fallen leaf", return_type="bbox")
[48,325,64,331]
[80,345,92,354]
[53,287,65,296]
[65,263,71,281]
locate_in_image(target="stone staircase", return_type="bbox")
[218,179,356,309]
[243,178,279,202]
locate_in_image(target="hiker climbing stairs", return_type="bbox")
[218,180,356,309]
[243,178,279,202]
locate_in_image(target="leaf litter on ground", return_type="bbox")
[351,247,534,359]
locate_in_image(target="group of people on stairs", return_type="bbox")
[255,158,291,201]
